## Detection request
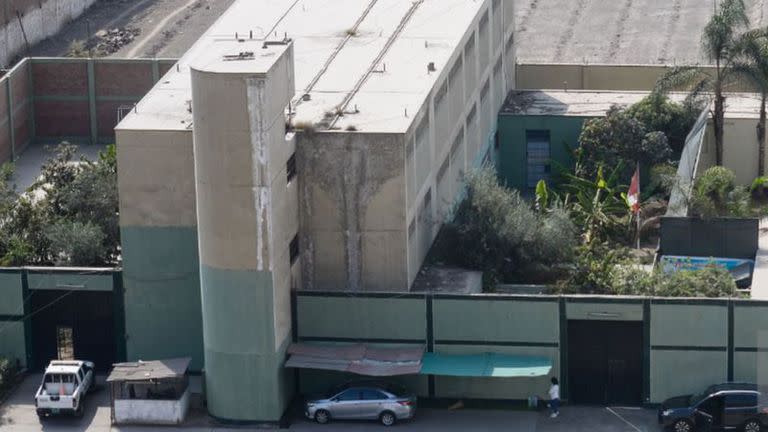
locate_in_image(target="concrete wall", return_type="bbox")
[399,0,514,290]
[116,127,203,371]
[293,292,768,405]
[0,57,33,163]
[719,117,768,185]
[190,43,295,423]
[0,0,98,68]
[298,132,406,292]
[496,114,585,191]
[113,389,191,425]
[0,57,175,166]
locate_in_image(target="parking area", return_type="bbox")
[290,405,660,431]
[1,374,660,431]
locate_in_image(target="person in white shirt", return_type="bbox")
[548,377,560,418]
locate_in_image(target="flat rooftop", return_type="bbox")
[117,0,486,134]
[502,90,764,119]
[514,0,768,65]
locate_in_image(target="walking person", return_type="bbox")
[548,377,560,418]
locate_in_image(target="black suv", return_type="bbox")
[658,383,766,431]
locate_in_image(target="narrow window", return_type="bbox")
[289,234,299,264]
[286,153,297,184]
[526,130,551,190]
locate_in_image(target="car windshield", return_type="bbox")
[689,391,708,406]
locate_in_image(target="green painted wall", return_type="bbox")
[297,297,426,340]
[496,114,587,191]
[651,304,728,347]
[650,350,727,402]
[433,299,559,343]
[121,226,204,371]
[200,265,289,422]
[27,272,113,292]
[0,272,23,315]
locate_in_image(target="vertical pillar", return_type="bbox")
[87,59,98,145]
[558,297,568,401]
[727,300,734,381]
[642,299,651,404]
[27,59,35,142]
[21,269,32,369]
[151,59,160,84]
[6,76,15,161]
[426,295,435,397]
[112,271,127,363]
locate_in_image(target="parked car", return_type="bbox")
[305,381,416,426]
[35,360,95,419]
[658,383,767,432]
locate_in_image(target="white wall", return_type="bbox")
[113,389,191,425]
[1,0,98,68]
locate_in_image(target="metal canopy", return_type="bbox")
[420,353,552,378]
[106,357,191,383]
[284,344,552,378]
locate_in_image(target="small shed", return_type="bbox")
[106,357,191,425]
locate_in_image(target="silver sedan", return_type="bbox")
[305,384,417,426]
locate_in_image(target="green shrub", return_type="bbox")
[750,176,768,201]
[690,166,749,218]
[437,168,576,284]
[0,357,19,394]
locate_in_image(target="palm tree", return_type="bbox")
[730,28,768,176]
[655,0,748,166]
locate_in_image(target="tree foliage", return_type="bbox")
[0,143,119,266]
[624,92,702,155]
[655,0,749,165]
[578,105,672,177]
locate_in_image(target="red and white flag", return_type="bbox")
[627,166,640,214]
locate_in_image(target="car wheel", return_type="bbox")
[744,419,762,432]
[74,404,84,418]
[314,409,330,424]
[380,411,396,427]
[672,419,693,432]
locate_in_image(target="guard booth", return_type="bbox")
[106,358,192,425]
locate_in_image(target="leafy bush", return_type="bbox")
[750,176,768,201]
[612,266,739,298]
[46,221,107,266]
[559,245,739,297]
[578,105,672,178]
[625,93,702,155]
[437,168,576,284]
[0,357,19,395]
[690,166,752,218]
[0,143,119,266]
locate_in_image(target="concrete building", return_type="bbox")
[115,0,514,423]
[498,89,768,191]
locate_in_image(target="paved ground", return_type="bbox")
[1,375,661,431]
[12,143,107,192]
[16,0,768,65]
[23,0,235,60]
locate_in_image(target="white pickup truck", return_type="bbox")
[35,360,94,419]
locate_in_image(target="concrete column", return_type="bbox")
[191,43,295,423]
[87,59,98,145]
[6,76,15,161]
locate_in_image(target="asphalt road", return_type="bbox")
[1,374,661,431]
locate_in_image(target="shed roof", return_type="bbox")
[106,358,191,383]
[501,90,764,119]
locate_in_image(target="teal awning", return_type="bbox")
[420,353,552,378]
